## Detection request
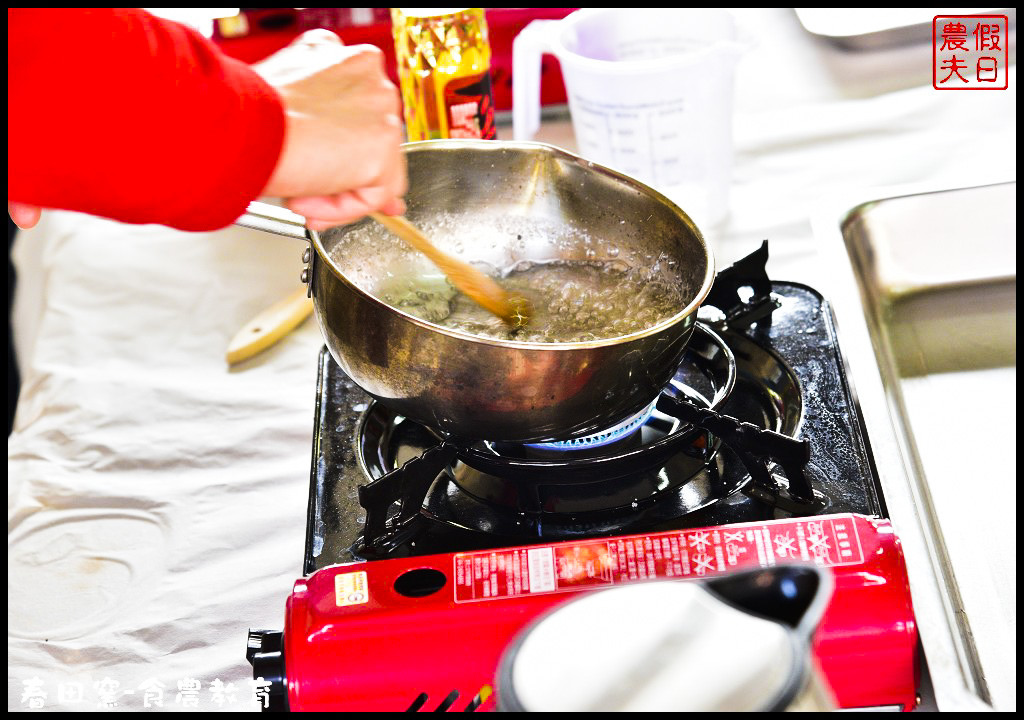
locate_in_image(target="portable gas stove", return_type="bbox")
[246,243,920,712]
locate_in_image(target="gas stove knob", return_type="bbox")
[246,629,282,664]
[246,629,287,711]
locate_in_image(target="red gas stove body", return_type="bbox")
[269,514,917,712]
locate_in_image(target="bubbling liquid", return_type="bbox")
[379,260,686,342]
[330,212,692,343]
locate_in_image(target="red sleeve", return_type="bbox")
[7,8,285,231]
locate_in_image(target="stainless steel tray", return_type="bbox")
[794,8,1016,51]
[818,181,1016,711]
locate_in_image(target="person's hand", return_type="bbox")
[8,202,42,229]
[256,30,407,231]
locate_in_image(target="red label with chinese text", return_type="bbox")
[453,514,866,603]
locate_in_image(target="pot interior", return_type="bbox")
[317,141,713,344]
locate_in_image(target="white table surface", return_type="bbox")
[8,8,1016,712]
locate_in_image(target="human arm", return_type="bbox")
[7,9,405,231]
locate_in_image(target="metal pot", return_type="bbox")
[241,141,714,442]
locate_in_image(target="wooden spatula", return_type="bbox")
[226,286,313,365]
[370,213,532,328]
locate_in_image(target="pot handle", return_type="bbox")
[236,201,319,298]
[226,203,319,365]
[236,201,310,242]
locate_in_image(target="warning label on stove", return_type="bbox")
[452,515,865,603]
[335,570,369,607]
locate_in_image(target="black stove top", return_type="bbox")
[303,245,885,574]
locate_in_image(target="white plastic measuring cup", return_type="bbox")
[513,8,741,227]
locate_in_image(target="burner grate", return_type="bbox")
[304,246,885,572]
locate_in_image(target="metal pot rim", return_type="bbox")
[312,140,716,350]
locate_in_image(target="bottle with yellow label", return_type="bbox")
[391,8,497,141]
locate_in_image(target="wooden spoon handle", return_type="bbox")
[369,213,472,275]
[369,212,519,323]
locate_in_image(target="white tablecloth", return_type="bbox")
[8,9,1016,712]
